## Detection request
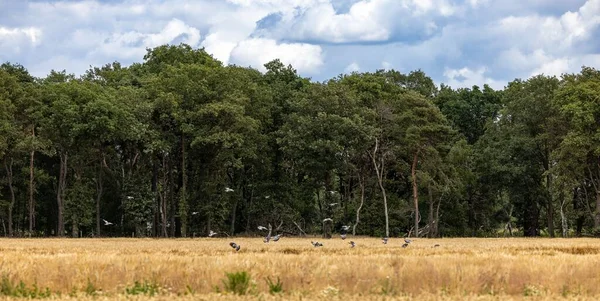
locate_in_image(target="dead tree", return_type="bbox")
[322,218,333,239]
[293,221,307,236]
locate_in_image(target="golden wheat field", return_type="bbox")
[0,237,600,300]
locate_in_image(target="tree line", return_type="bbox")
[1,44,599,238]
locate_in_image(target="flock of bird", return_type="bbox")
[222,224,430,252]
[105,189,440,252]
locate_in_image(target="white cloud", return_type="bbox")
[230,38,324,73]
[443,67,504,89]
[530,54,600,77]
[0,26,41,44]
[199,8,270,65]
[201,33,238,64]
[496,0,600,52]
[530,59,571,77]
[344,62,360,73]
[88,18,201,61]
[0,26,42,55]
[254,0,458,43]
[467,0,489,8]
[0,0,598,86]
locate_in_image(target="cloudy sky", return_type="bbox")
[1,0,599,89]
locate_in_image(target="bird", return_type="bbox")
[102,219,113,226]
[349,241,356,248]
[192,211,199,215]
[340,234,347,240]
[329,203,338,207]
[328,191,336,195]
[272,234,281,242]
[311,241,323,247]
[229,242,241,251]
[402,243,409,248]
[434,244,440,248]
[404,238,412,244]
[208,230,218,237]
[257,226,268,231]
[225,187,234,192]
[382,237,388,244]
[341,225,351,232]
[126,196,134,200]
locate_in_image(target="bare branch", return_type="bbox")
[292,221,307,236]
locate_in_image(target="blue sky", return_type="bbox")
[1,0,599,89]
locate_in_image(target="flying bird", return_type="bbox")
[192,211,199,215]
[402,243,409,248]
[225,187,234,192]
[102,219,113,226]
[404,238,412,244]
[272,234,281,242]
[257,226,268,231]
[349,241,356,248]
[329,203,338,207]
[229,242,241,251]
[311,241,323,247]
[382,237,388,244]
[340,225,350,239]
[208,230,218,237]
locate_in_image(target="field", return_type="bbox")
[1,237,600,300]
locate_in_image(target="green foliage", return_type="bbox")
[265,276,283,294]
[221,271,252,295]
[125,280,159,296]
[84,279,98,296]
[0,275,52,298]
[3,43,600,239]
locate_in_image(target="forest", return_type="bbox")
[0,43,599,239]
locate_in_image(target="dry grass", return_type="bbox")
[0,237,600,300]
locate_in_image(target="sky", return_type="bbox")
[1,0,599,89]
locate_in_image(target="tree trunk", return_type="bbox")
[95,166,103,237]
[160,154,168,237]
[230,198,238,235]
[411,150,420,237]
[28,127,36,237]
[546,173,555,237]
[4,158,15,237]
[71,219,79,238]
[595,187,600,229]
[574,187,584,237]
[353,173,365,236]
[56,152,68,237]
[427,183,434,238]
[322,219,332,239]
[370,138,389,237]
[559,191,568,238]
[245,188,254,235]
[179,136,188,237]
[524,194,540,237]
[434,197,441,237]
[169,158,175,238]
[152,158,158,237]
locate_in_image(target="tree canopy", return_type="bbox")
[0,44,599,238]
